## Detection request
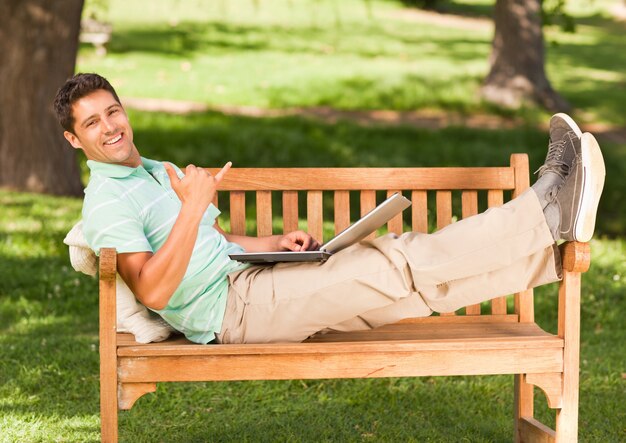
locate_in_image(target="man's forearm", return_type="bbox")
[223,229,320,253]
[223,233,281,252]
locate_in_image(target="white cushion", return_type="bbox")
[64,221,175,343]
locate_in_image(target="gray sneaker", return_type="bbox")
[544,132,606,242]
[533,113,583,209]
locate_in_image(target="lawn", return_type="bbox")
[1,0,625,441]
[78,0,626,125]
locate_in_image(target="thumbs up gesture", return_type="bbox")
[164,161,231,217]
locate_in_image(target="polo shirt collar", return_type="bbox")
[141,157,165,174]
[86,157,162,178]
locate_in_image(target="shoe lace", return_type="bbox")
[535,139,569,179]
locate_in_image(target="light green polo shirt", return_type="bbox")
[82,157,248,343]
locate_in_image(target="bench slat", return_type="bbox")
[334,191,350,235]
[360,190,377,240]
[436,191,455,316]
[118,322,559,355]
[118,347,563,382]
[462,190,481,316]
[282,191,299,234]
[411,190,428,233]
[256,191,273,236]
[229,191,246,236]
[396,314,519,324]
[307,191,323,242]
[511,153,535,323]
[207,168,516,191]
[387,190,404,235]
[488,190,508,315]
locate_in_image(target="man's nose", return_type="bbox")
[102,116,116,133]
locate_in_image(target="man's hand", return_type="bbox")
[276,230,321,252]
[164,162,231,216]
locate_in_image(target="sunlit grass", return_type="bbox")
[78,0,626,125]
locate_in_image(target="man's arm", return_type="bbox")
[216,226,320,253]
[117,162,230,310]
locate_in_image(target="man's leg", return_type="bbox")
[218,188,554,344]
[217,115,605,343]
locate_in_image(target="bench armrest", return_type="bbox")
[99,247,118,282]
[99,247,118,340]
[560,242,591,273]
[99,248,117,346]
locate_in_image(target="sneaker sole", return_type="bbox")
[573,132,605,242]
[552,112,583,138]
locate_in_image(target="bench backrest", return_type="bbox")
[208,153,533,322]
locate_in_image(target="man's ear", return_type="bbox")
[63,130,82,150]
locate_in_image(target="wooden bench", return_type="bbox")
[98,154,590,442]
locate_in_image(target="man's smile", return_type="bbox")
[104,133,123,145]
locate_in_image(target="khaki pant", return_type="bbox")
[217,189,561,344]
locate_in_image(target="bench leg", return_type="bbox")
[514,374,534,442]
[555,399,578,443]
[100,330,118,443]
[101,379,118,443]
[555,271,581,442]
[99,252,119,443]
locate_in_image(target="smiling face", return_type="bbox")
[63,89,141,167]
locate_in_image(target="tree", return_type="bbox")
[0,0,85,196]
[481,0,570,111]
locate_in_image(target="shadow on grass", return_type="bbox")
[391,0,494,18]
[98,8,625,124]
[119,376,514,441]
[549,35,626,125]
[107,20,491,60]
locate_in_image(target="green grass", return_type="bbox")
[77,0,626,125]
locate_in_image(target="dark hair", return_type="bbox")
[53,73,121,133]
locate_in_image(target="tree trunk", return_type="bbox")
[481,0,570,112]
[0,0,84,196]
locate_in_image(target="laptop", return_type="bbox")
[229,192,411,264]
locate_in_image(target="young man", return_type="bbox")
[54,73,605,344]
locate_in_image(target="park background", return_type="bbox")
[0,0,624,441]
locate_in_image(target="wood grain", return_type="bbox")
[436,191,454,316]
[411,190,428,233]
[360,190,377,240]
[282,191,299,234]
[256,191,273,236]
[307,191,324,242]
[229,191,246,236]
[206,167,516,191]
[334,190,350,235]
[387,190,404,235]
[99,248,118,443]
[462,190,481,316]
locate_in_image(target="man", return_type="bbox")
[54,73,605,344]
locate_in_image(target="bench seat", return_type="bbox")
[116,319,563,384]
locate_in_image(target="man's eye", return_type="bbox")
[87,121,96,127]
[109,109,118,115]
